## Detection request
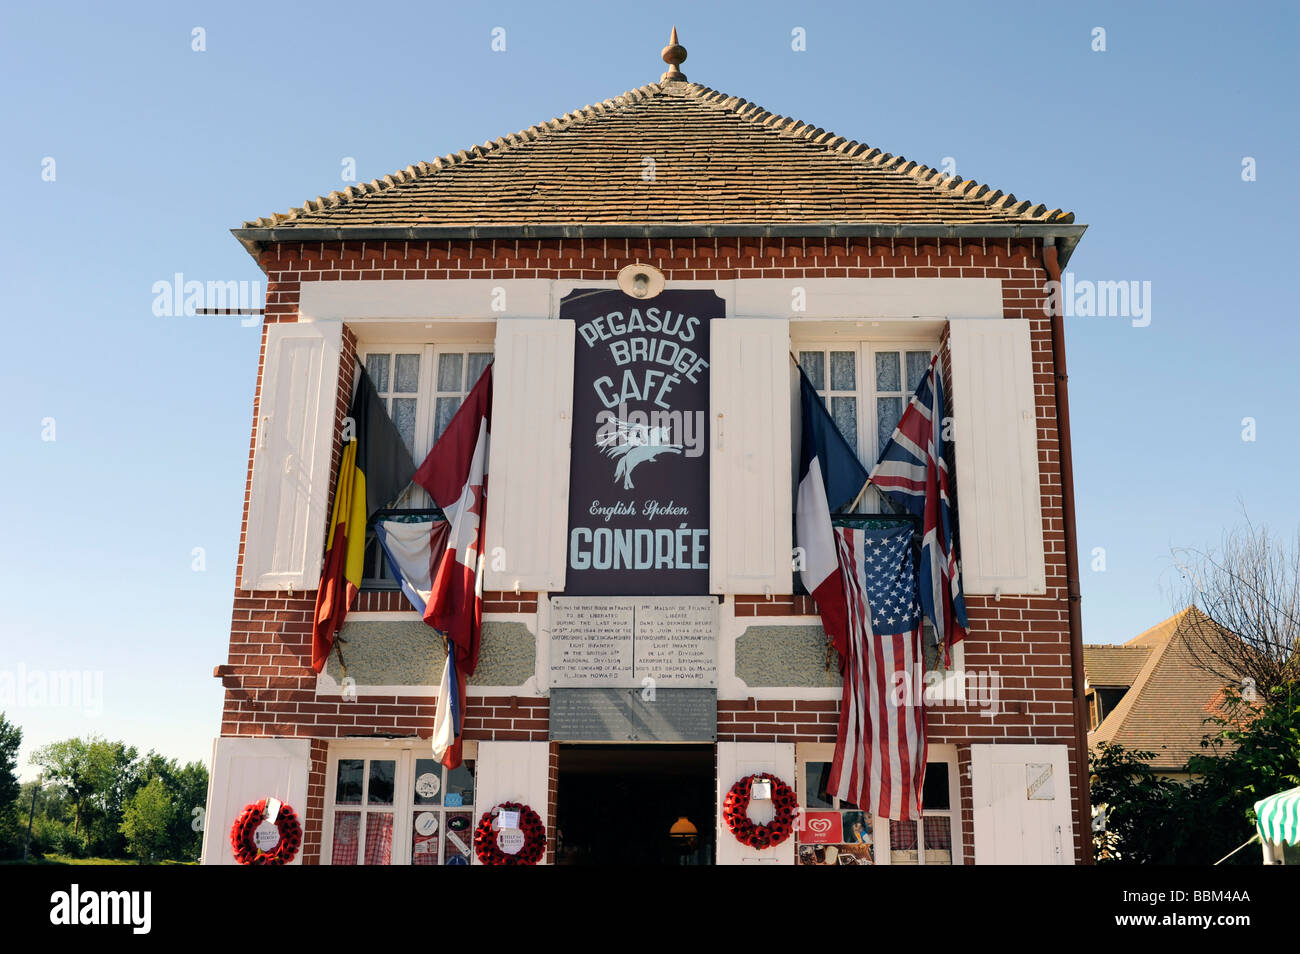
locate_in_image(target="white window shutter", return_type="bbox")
[716,742,796,865]
[948,319,1046,596]
[970,743,1074,865]
[241,320,343,591]
[483,319,575,592]
[201,737,312,864]
[709,318,793,595]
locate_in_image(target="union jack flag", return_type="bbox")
[827,523,926,820]
[868,353,968,662]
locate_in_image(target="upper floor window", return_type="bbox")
[357,342,492,582]
[796,340,935,513]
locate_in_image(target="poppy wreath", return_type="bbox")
[473,802,546,865]
[723,774,797,849]
[229,798,303,866]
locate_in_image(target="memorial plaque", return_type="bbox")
[633,597,715,685]
[549,596,716,688]
[550,601,634,685]
[549,688,717,742]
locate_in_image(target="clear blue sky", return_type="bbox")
[2,1,1296,780]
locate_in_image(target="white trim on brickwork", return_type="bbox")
[718,597,967,702]
[313,612,543,699]
[298,277,1004,323]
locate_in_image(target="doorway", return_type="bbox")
[554,744,715,865]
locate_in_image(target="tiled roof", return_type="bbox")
[238,80,1077,236]
[1084,645,1151,687]
[1089,608,1247,770]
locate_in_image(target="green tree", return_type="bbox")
[0,714,19,811]
[31,735,138,853]
[130,752,209,859]
[30,737,96,835]
[119,777,173,864]
[0,713,22,857]
[1090,742,1192,864]
[1185,684,1300,864]
[1091,684,1300,864]
[165,760,209,860]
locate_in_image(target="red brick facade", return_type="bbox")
[217,236,1084,864]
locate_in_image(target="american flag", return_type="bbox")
[868,353,968,662]
[827,523,927,820]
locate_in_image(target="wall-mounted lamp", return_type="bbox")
[618,262,666,300]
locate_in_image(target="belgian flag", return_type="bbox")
[312,365,415,672]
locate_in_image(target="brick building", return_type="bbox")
[201,33,1091,865]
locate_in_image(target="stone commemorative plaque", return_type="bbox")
[548,688,717,742]
[549,596,716,688]
[550,601,635,686]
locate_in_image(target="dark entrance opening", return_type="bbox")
[555,744,714,865]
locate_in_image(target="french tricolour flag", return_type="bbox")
[794,364,868,668]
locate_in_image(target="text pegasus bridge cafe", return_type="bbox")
[203,31,1091,866]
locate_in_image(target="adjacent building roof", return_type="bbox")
[1088,608,1245,770]
[1083,645,1152,688]
[233,33,1084,259]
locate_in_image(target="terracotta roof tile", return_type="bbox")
[1084,645,1151,687]
[1089,608,1247,770]
[240,81,1076,232]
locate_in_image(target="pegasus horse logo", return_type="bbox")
[596,417,683,489]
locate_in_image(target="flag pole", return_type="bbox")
[844,478,872,514]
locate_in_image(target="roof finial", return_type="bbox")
[660,26,687,83]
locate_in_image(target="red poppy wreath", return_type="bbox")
[230,798,303,865]
[474,802,546,865]
[723,774,797,849]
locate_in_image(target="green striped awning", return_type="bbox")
[1255,787,1300,845]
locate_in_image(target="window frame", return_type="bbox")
[356,340,493,584]
[357,341,494,469]
[794,334,965,692]
[794,741,961,866]
[321,739,479,866]
[793,337,938,515]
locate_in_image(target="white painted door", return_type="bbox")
[201,738,312,865]
[474,741,551,864]
[716,741,796,865]
[971,743,1074,865]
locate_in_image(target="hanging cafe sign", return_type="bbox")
[559,288,722,596]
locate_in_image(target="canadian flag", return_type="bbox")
[413,363,492,768]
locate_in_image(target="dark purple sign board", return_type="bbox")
[560,288,723,596]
